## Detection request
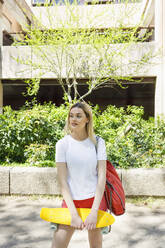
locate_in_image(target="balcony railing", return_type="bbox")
[3,26,154,46]
[31,0,142,6]
[1,41,157,79]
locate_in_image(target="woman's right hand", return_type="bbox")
[71,214,84,230]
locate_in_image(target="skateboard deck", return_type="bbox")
[40,208,115,228]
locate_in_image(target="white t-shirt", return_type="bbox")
[55,135,107,200]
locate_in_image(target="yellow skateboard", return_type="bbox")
[40,208,115,228]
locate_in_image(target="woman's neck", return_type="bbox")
[70,131,88,141]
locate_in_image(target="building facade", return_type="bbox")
[0,0,34,113]
[0,0,165,118]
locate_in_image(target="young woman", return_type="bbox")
[51,102,107,248]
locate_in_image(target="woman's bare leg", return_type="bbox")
[51,224,75,248]
[88,228,102,248]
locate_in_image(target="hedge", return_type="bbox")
[0,103,164,168]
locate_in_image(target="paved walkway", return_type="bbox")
[0,196,165,248]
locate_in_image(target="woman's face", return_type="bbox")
[69,107,89,132]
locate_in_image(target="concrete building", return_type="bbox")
[0,0,164,118]
[0,0,34,113]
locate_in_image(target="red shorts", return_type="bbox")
[62,194,107,211]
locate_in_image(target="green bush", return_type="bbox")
[24,144,53,165]
[95,105,165,168]
[0,102,164,168]
[0,103,68,163]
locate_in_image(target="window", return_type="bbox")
[32,0,51,6]
[31,0,76,6]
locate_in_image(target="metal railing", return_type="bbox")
[3,26,154,46]
[31,0,142,6]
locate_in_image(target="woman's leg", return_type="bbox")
[88,228,103,248]
[51,224,75,248]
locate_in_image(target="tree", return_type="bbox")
[14,0,155,103]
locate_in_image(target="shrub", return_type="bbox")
[0,103,68,163]
[95,105,165,168]
[0,103,164,168]
[24,144,53,165]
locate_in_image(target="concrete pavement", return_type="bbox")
[0,196,165,248]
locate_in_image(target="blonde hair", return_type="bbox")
[64,102,96,145]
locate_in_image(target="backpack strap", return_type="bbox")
[95,135,99,152]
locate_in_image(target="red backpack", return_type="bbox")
[96,136,125,216]
[104,160,125,216]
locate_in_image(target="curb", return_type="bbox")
[0,167,165,196]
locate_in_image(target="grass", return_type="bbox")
[0,195,164,211]
[0,195,164,208]
[0,194,62,201]
[0,162,30,167]
[126,196,165,209]
[0,160,56,167]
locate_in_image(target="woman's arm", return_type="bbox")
[84,160,106,230]
[57,162,84,229]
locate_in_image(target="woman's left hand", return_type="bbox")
[84,209,98,230]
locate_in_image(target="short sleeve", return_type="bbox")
[55,138,67,163]
[96,137,107,161]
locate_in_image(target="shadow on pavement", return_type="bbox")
[0,197,165,248]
